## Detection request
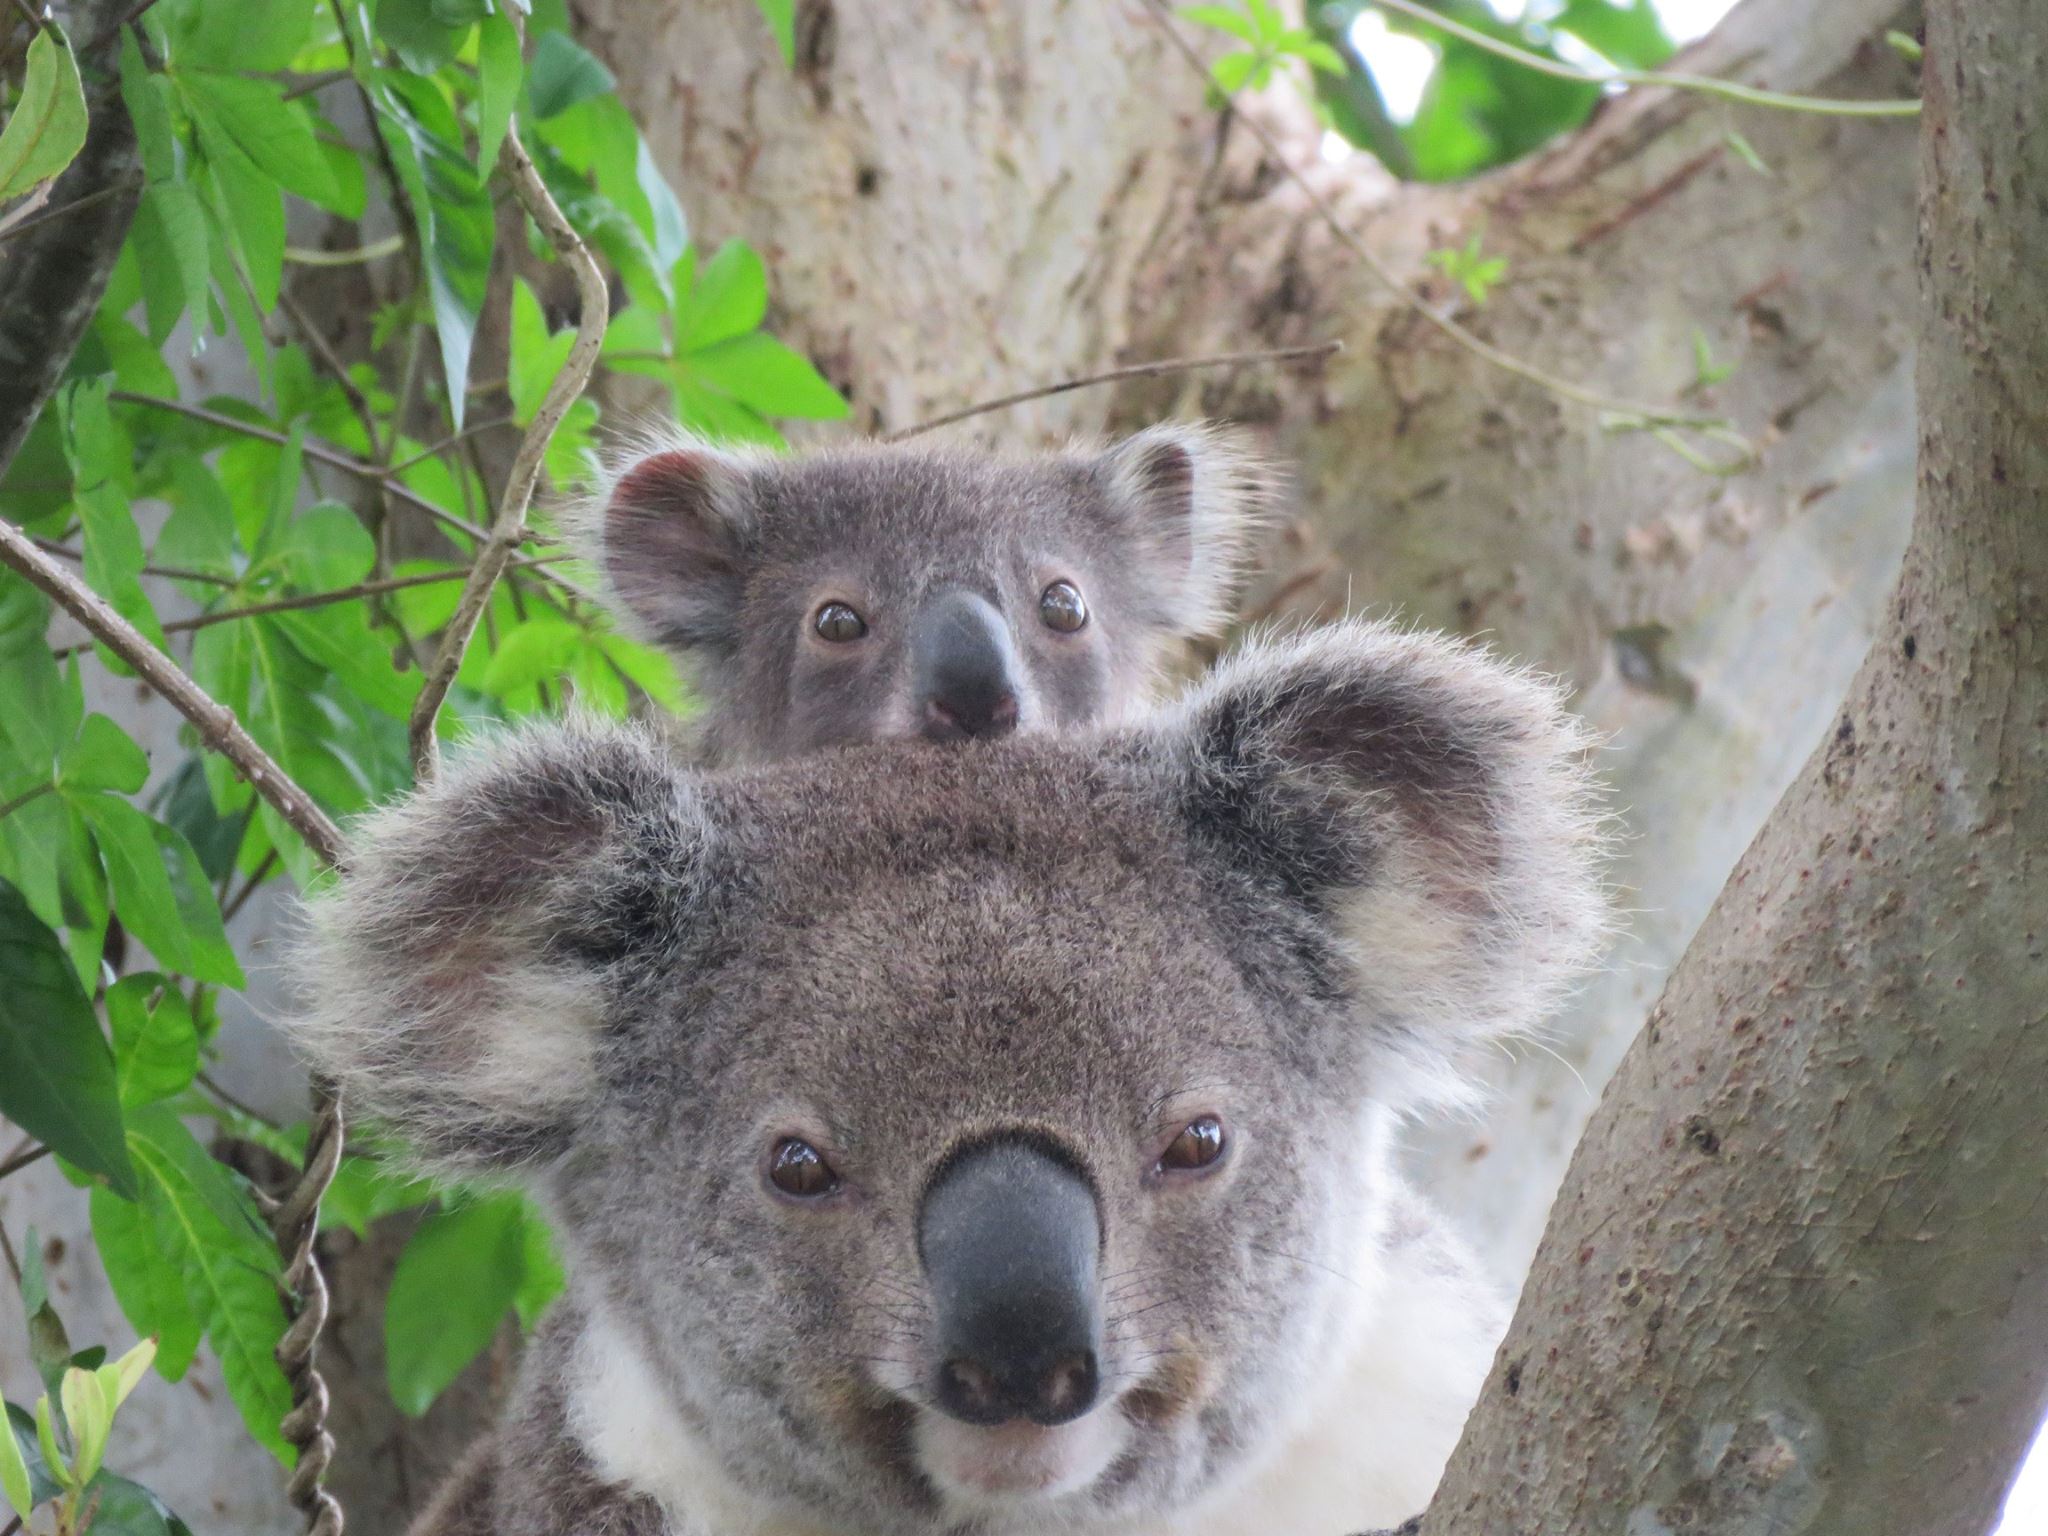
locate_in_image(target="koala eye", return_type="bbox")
[814,602,868,643]
[767,1137,841,1200]
[1038,580,1088,633]
[1157,1116,1227,1176]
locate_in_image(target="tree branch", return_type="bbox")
[407,121,607,776]
[0,521,345,865]
[1413,5,2048,1528]
[883,340,1343,442]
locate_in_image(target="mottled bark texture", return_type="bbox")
[0,0,142,472]
[583,0,1928,1282]
[1416,4,2048,1530]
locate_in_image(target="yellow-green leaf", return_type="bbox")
[0,26,88,203]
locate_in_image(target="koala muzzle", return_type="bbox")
[912,589,1022,742]
[918,1138,1103,1427]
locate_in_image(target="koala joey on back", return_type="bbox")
[574,423,1272,764]
[291,618,1607,1536]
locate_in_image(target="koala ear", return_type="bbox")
[1094,423,1276,638]
[289,720,707,1177]
[1140,619,1608,1106]
[575,440,758,654]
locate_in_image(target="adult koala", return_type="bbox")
[290,619,1607,1535]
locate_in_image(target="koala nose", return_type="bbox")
[911,589,1022,743]
[919,1138,1103,1427]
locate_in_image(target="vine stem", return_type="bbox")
[407,116,607,776]
[884,340,1343,441]
[1135,0,1749,459]
[1368,0,1920,119]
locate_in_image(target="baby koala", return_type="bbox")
[292,619,1605,1536]
[576,424,1271,764]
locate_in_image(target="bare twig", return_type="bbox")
[386,415,518,474]
[32,533,237,587]
[1134,0,1752,461]
[0,1143,51,1181]
[884,340,1344,442]
[0,178,140,244]
[0,522,345,865]
[408,124,607,776]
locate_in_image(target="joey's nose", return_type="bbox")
[911,589,1022,743]
[920,1139,1103,1427]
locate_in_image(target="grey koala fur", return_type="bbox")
[290,618,1608,1535]
[570,423,1273,764]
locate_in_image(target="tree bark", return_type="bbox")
[1416,2,2048,1528]
[584,0,1928,1285]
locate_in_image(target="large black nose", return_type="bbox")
[910,589,1021,742]
[918,1138,1103,1427]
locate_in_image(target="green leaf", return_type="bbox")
[684,332,849,420]
[108,975,199,1109]
[0,575,79,772]
[386,1195,529,1415]
[162,0,314,72]
[125,1107,291,1461]
[61,380,167,657]
[1297,38,1347,76]
[0,1401,32,1522]
[117,30,178,186]
[1179,5,1259,44]
[508,279,576,425]
[132,182,213,345]
[198,130,286,310]
[751,0,795,64]
[176,71,343,213]
[677,239,768,352]
[527,31,615,118]
[475,9,521,174]
[1208,49,1259,96]
[55,715,149,796]
[60,1367,111,1486]
[318,1153,435,1237]
[90,1184,203,1380]
[76,1469,196,1536]
[1554,0,1675,71]
[479,615,582,700]
[1724,128,1771,177]
[0,25,88,202]
[0,880,138,1198]
[278,501,377,590]
[374,0,471,74]
[154,459,241,585]
[512,1206,564,1328]
[3,1405,59,1510]
[18,1233,76,1401]
[72,795,245,987]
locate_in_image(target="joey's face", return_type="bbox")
[547,751,1382,1534]
[589,428,1271,764]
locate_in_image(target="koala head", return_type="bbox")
[291,620,1604,1533]
[573,424,1273,763]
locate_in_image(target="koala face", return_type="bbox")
[292,620,1606,1534]
[577,425,1271,763]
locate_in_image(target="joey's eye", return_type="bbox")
[814,602,868,642]
[1158,1116,1227,1175]
[768,1137,841,1199]
[1038,580,1088,633]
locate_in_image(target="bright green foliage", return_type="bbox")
[0,0,838,1497]
[1183,0,1348,99]
[0,23,88,202]
[1426,231,1509,304]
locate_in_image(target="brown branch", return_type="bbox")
[0,1143,51,1181]
[0,176,141,245]
[408,121,607,776]
[0,522,345,865]
[32,533,237,587]
[883,340,1344,442]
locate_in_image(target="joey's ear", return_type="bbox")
[1139,620,1608,1103]
[289,720,708,1177]
[1093,423,1276,638]
[576,442,758,653]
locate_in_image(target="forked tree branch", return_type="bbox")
[407,122,608,776]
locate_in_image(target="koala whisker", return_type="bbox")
[1245,1241,1373,1296]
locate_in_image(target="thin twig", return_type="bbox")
[884,340,1344,442]
[278,288,380,444]
[279,69,354,103]
[48,555,574,657]
[0,177,140,244]
[0,1143,51,1181]
[82,0,162,54]
[386,415,518,474]
[284,234,405,265]
[1135,0,1750,459]
[220,849,280,926]
[0,521,345,864]
[1369,0,1919,118]
[409,122,607,776]
[33,533,237,587]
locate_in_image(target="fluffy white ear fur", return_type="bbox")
[1093,422,1280,639]
[288,716,704,1177]
[1145,617,1612,1110]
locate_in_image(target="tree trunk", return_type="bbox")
[1417,1,2048,1527]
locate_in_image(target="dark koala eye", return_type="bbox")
[814,602,868,643]
[1158,1116,1227,1175]
[768,1137,841,1199]
[1038,580,1088,633]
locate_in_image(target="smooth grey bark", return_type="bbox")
[587,0,1927,1287]
[1415,2,2048,1528]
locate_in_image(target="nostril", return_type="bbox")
[983,693,1019,736]
[937,1357,1008,1425]
[1031,1350,1099,1426]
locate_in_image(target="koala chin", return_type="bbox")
[290,618,1608,1536]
